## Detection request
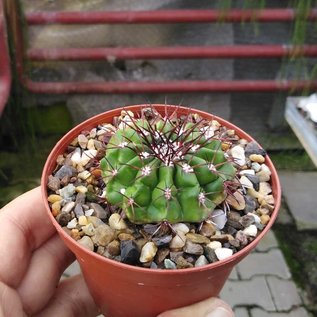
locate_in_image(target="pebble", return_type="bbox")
[249,154,265,163]
[74,203,84,217]
[240,175,254,189]
[90,203,109,220]
[195,255,209,267]
[259,182,272,195]
[81,150,98,166]
[215,248,233,261]
[62,201,75,213]
[67,218,78,229]
[75,185,88,194]
[58,184,76,200]
[243,224,258,237]
[152,235,173,247]
[108,213,128,230]
[47,176,60,191]
[139,242,158,263]
[164,259,177,269]
[84,209,94,217]
[77,236,94,251]
[55,165,75,180]
[91,224,115,246]
[245,174,260,191]
[172,223,190,234]
[184,240,204,255]
[239,169,255,176]
[107,240,121,256]
[48,194,62,203]
[231,145,246,166]
[120,240,140,265]
[207,241,222,249]
[56,212,72,226]
[87,216,105,228]
[226,191,246,210]
[176,256,193,269]
[209,234,233,243]
[210,209,227,229]
[82,223,95,236]
[87,139,96,150]
[71,148,82,166]
[70,229,81,241]
[251,162,262,172]
[118,233,135,241]
[235,230,248,247]
[78,134,88,149]
[245,141,266,156]
[155,248,170,264]
[169,231,186,250]
[90,128,97,138]
[239,215,255,228]
[260,214,271,225]
[75,192,86,205]
[204,246,218,263]
[78,170,91,180]
[186,233,210,244]
[200,222,216,237]
[51,201,61,216]
[78,215,88,226]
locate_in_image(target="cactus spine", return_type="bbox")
[100,108,237,224]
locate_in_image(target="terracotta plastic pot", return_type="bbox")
[41,104,281,317]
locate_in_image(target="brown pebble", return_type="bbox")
[155,248,170,264]
[107,240,121,256]
[176,256,194,269]
[186,232,210,244]
[260,214,271,225]
[200,222,216,237]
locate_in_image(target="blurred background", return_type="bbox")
[0,0,316,316]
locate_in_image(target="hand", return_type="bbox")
[0,187,233,317]
[157,297,233,317]
[0,187,100,317]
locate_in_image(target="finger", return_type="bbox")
[157,297,234,317]
[0,281,27,317]
[34,275,100,317]
[0,187,56,287]
[17,234,75,316]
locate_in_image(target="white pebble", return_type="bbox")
[172,223,189,234]
[243,224,258,237]
[108,213,127,230]
[62,201,75,213]
[231,145,246,166]
[87,138,96,150]
[210,209,227,230]
[67,218,78,229]
[169,231,186,249]
[81,150,97,166]
[240,175,254,189]
[85,209,95,216]
[240,169,255,175]
[247,213,261,224]
[71,148,82,165]
[195,255,209,267]
[140,242,158,263]
[207,241,222,250]
[215,248,233,261]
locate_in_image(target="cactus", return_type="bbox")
[100,107,237,224]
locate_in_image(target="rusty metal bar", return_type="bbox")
[27,45,317,61]
[25,9,317,25]
[24,79,317,94]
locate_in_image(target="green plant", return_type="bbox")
[101,108,237,224]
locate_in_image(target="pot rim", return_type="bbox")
[41,103,281,275]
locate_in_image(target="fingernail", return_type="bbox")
[205,307,231,317]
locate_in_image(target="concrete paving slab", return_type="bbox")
[266,276,303,311]
[250,307,310,317]
[228,266,239,280]
[234,307,249,317]
[237,249,291,280]
[256,230,279,252]
[220,276,276,311]
[279,171,317,230]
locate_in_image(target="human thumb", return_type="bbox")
[157,297,234,317]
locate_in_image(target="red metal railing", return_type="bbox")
[0,0,11,115]
[5,3,317,94]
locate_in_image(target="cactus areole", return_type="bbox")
[100,107,237,224]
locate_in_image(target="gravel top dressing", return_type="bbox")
[46,107,275,269]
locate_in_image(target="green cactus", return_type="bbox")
[100,108,237,224]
